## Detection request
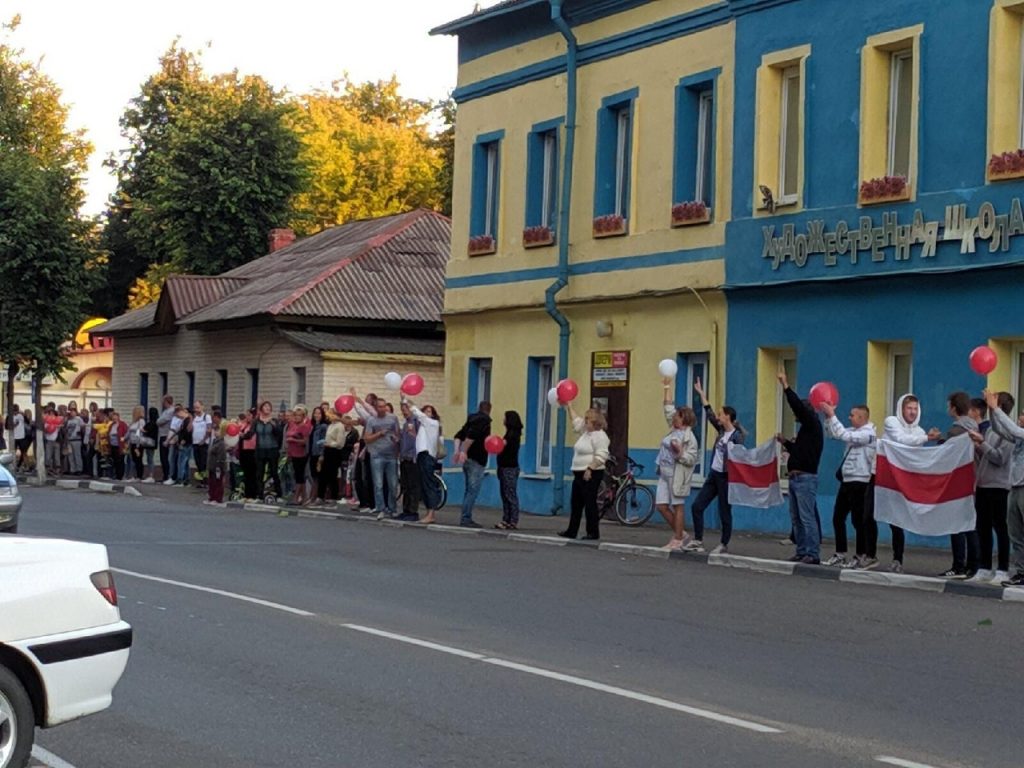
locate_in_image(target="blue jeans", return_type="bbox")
[461,458,486,524]
[370,454,399,515]
[788,473,820,559]
[176,446,194,485]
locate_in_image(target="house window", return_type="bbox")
[470,130,504,250]
[1011,343,1024,411]
[859,25,921,200]
[247,368,260,408]
[292,367,306,407]
[525,121,562,237]
[594,88,638,227]
[887,343,914,417]
[185,371,195,408]
[779,67,801,204]
[695,91,714,207]
[217,370,228,414]
[139,373,149,409]
[777,354,799,443]
[887,50,914,179]
[468,357,492,412]
[753,47,809,213]
[674,352,710,479]
[536,358,554,473]
[159,372,168,397]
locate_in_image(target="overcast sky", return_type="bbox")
[11,0,488,215]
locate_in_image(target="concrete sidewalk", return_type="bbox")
[49,475,965,579]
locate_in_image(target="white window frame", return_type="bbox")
[614,107,631,218]
[536,359,554,473]
[886,343,914,417]
[484,143,499,237]
[695,90,714,207]
[887,49,913,179]
[477,359,492,405]
[685,353,710,480]
[1011,342,1024,414]
[775,353,798,477]
[541,131,557,229]
[778,66,801,205]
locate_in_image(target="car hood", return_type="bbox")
[0,537,121,641]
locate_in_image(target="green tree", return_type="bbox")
[289,77,446,234]
[431,96,455,217]
[104,43,306,289]
[0,17,98,467]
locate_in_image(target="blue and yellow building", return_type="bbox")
[433,0,1024,540]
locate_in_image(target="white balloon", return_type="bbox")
[547,387,560,406]
[224,434,239,450]
[658,359,678,378]
[384,371,403,390]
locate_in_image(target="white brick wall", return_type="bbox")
[111,327,323,416]
[321,358,446,412]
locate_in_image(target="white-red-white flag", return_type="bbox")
[727,439,783,508]
[874,435,976,536]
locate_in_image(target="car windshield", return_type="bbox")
[0,466,16,486]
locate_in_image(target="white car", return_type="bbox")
[0,537,132,768]
[0,455,21,533]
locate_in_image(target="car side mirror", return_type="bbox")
[0,453,14,467]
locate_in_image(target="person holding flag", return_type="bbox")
[776,370,824,564]
[878,394,928,573]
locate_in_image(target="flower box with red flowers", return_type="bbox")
[670,201,711,227]
[467,234,496,256]
[522,225,555,248]
[592,214,628,238]
[988,150,1024,181]
[858,175,910,205]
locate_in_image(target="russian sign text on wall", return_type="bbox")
[761,198,1024,271]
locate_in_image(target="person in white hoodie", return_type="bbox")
[982,388,1024,587]
[880,394,928,573]
[821,402,878,569]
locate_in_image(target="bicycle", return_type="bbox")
[394,460,448,509]
[596,455,656,526]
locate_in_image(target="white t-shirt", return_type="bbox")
[192,413,212,444]
[411,406,440,457]
[711,429,736,473]
[11,413,24,441]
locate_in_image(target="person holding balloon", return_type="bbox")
[776,370,824,564]
[558,396,611,541]
[495,411,524,530]
[402,393,443,525]
[689,376,745,554]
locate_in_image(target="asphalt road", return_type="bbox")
[19,486,1024,768]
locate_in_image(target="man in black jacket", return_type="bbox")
[777,371,824,564]
[454,402,492,528]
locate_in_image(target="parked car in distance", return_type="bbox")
[0,537,132,768]
[0,454,21,534]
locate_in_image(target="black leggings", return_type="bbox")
[255,451,282,498]
[131,445,145,479]
[291,456,308,487]
[975,487,1010,571]
[240,450,258,499]
[833,480,873,557]
[691,469,732,545]
[318,448,343,501]
[566,470,604,539]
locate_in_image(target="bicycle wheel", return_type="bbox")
[596,476,617,521]
[435,473,448,508]
[614,482,655,526]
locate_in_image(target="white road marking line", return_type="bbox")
[31,745,79,768]
[876,756,945,768]
[111,568,315,617]
[342,623,486,660]
[481,657,783,733]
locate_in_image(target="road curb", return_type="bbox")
[36,481,1024,604]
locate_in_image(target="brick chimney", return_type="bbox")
[268,227,296,253]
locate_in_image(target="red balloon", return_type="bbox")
[484,434,506,455]
[969,345,998,376]
[556,378,579,404]
[225,423,240,437]
[401,373,425,396]
[334,395,355,414]
[809,381,840,411]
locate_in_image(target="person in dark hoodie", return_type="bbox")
[776,370,824,564]
[927,391,978,579]
[204,423,228,507]
[453,401,492,529]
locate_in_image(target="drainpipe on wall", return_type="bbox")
[545,0,577,515]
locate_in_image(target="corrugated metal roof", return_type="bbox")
[182,209,450,327]
[278,329,445,357]
[90,303,157,334]
[163,276,250,319]
[431,0,540,35]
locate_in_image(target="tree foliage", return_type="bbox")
[0,17,97,386]
[104,43,306,290]
[289,77,446,234]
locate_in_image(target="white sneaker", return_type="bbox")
[141,477,155,484]
[162,478,175,485]
[661,538,684,551]
[710,544,728,555]
[991,570,1009,585]
[376,510,386,520]
[967,568,994,583]
[824,553,847,567]
[682,539,705,553]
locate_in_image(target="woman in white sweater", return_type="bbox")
[558,403,611,540]
[406,398,443,525]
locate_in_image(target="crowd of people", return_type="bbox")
[6,373,1024,587]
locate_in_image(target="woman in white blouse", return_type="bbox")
[558,403,611,540]
[405,397,443,525]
